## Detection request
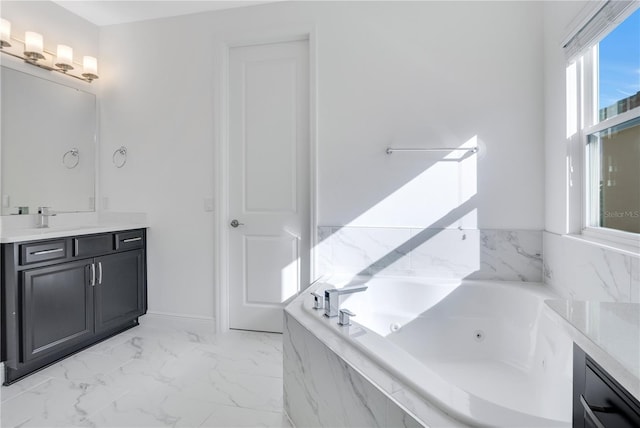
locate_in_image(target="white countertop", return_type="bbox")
[0,223,147,243]
[546,299,640,400]
[0,212,148,243]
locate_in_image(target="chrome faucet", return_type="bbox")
[324,284,368,317]
[36,206,56,228]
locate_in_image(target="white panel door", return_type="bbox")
[228,39,310,333]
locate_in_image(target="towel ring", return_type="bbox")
[62,148,79,169]
[112,146,127,168]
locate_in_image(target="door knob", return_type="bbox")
[230,219,244,228]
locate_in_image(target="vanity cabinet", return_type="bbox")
[21,259,94,363]
[573,344,640,427]
[1,229,147,384]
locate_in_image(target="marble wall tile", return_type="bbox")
[561,238,630,302]
[465,230,543,282]
[410,229,481,278]
[389,389,460,427]
[329,227,412,276]
[285,313,389,427]
[317,226,543,282]
[385,400,424,428]
[284,312,425,428]
[543,232,634,302]
[542,232,571,299]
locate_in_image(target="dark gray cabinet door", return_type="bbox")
[95,250,144,333]
[21,260,94,362]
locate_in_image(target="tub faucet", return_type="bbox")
[36,206,56,228]
[324,284,368,317]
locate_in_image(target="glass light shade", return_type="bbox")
[55,44,74,70]
[24,31,44,58]
[0,19,11,47]
[82,55,98,80]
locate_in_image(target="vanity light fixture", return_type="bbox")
[0,19,11,48]
[0,18,99,83]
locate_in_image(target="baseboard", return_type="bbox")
[145,310,215,325]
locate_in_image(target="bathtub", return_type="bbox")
[285,276,573,427]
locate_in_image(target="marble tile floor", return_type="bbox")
[0,315,292,428]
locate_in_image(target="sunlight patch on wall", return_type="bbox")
[345,136,479,229]
[314,137,481,278]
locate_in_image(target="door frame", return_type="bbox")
[213,27,318,333]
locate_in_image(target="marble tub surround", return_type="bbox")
[0,211,148,243]
[317,226,542,281]
[286,276,573,427]
[543,231,638,303]
[0,314,289,428]
[284,311,433,428]
[545,300,640,401]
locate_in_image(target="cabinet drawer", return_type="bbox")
[20,240,67,265]
[74,234,114,258]
[583,365,640,427]
[115,230,144,251]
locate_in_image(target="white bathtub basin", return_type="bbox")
[299,277,573,427]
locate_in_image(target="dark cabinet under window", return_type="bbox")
[574,344,640,428]
[1,229,147,384]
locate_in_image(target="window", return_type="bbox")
[587,117,640,234]
[567,3,640,238]
[598,9,640,122]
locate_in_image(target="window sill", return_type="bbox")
[566,233,640,258]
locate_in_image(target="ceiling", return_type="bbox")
[52,1,279,26]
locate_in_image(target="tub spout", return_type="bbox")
[324,284,368,317]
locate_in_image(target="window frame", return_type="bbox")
[578,44,640,247]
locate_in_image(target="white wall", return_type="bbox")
[98,1,545,319]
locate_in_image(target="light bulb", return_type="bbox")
[55,45,74,71]
[0,18,11,48]
[24,31,44,60]
[82,55,99,81]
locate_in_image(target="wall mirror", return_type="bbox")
[1,66,96,215]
